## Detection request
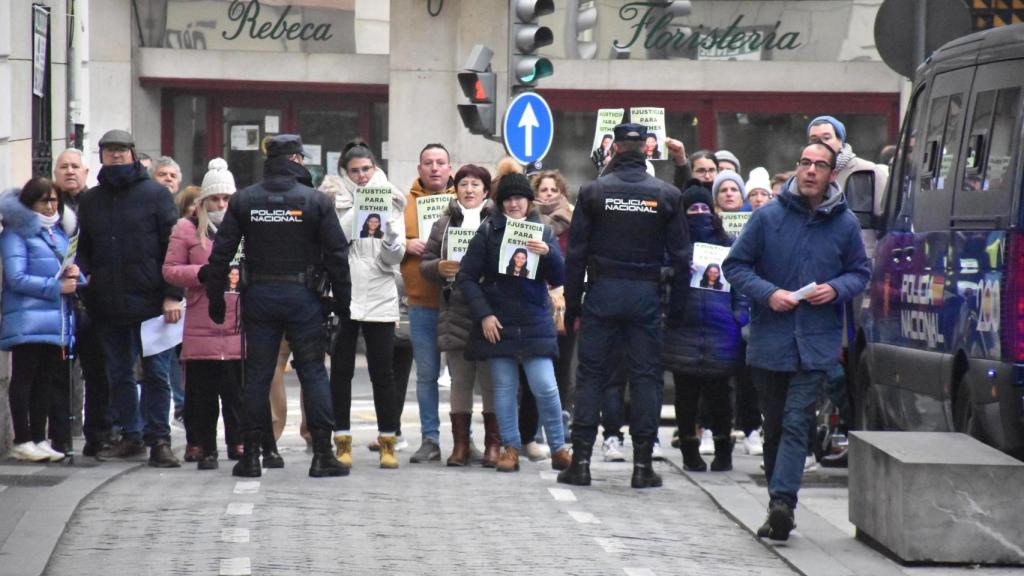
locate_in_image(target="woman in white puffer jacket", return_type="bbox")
[319,139,406,469]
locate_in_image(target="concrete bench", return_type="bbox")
[849,431,1024,565]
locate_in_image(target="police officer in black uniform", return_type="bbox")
[200,134,350,478]
[558,123,691,489]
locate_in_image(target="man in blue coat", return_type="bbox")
[723,142,870,541]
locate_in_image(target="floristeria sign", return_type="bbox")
[614,2,802,53]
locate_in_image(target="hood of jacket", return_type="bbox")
[97,161,151,190]
[777,177,847,220]
[0,188,42,238]
[409,175,455,200]
[605,151,649,180]
[263,156,314,187]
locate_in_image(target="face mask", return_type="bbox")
[687,213,715,242]
[208,210,226,226]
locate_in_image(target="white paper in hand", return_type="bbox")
[140,311,185,357]
[790,282,818,302]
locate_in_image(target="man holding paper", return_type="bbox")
[401,143,455,464]
[723,142,869,542]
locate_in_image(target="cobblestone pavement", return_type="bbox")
[45,397,796,576]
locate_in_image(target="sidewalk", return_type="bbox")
[0,428,185,576]
[659,440,1020,576]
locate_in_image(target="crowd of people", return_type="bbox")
[2,113,878,542]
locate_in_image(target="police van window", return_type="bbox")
[913,92,964,232]
[887,86,924,231]
[957,87,1020,218]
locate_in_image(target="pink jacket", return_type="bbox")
[162,218,241,361]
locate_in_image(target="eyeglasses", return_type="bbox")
[348,166,374,174]
[103,145,130,153]
[694,167,718,176]
[797,158,833,171]
[36,197,59,205]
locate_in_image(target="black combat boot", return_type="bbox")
[631,439,663,489]
[231,431,263,478]
[556,438,593,486]
[309,429,349,478]
[709,436,733,472]
[680,436,707,472]
[262,436,284,469]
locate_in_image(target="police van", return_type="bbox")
[853,24,1024,458]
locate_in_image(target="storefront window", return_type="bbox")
[716,112,889,177]
[136,0,389,55]
[223,106,283,189]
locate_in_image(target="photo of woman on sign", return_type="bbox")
[700,264,724,291]
[506,247,529,277]
[360,213,384,239]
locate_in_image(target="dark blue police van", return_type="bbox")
[854,24,1024,459]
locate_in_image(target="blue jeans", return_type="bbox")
[409,305,441,442]
[243,284,334,434]
[490,357,564,452]
[753,368,825,507]
[96,322,172,445]
[573,279,663,445]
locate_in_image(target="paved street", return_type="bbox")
[0,361,1017,576]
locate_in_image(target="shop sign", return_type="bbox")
[32,5,48,98]
[614,2,802,54]
[222,0,333,42]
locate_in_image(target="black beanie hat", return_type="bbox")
[496,172,534,204]
[682,183,714,212]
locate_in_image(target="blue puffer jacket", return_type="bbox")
[663,235,750,378]
[722,179,870,371]
[457,212,565,361]
[0,189,76,350]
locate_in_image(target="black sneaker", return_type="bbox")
[97,437,145,460]
[197,451,219,471]
[758,499,795,541]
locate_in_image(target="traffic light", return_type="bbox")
[457,44,497,136]
[510,0,554,91]
[566,0,598,60]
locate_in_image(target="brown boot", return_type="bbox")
[482,412,502,468]
[551,446,572,471]
[496,446,520,472]
[447,413,471,467]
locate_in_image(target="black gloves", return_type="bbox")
[208,292,226,325]
[198,265,211,285]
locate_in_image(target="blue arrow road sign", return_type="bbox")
[503,92,553,165]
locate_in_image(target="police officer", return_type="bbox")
[199,134,350,478]
[558,123,691,489]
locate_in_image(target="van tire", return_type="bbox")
[854,352,882,430]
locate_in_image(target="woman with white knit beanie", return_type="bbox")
[162,159,271,470]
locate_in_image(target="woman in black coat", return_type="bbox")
[457,173,570,473]
[663,184,749,472]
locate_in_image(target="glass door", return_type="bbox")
[223,107,283,190]
[297,109,360,186]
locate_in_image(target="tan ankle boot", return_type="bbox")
[333,434,352,469]
[378,436,399,469]
[496,446,520,472]
[482,412,502,468]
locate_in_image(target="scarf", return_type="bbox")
[835,143,857,173]
[687,213,716,242]
[534,195,573,236]
[459,202,483,230]
[39,212,60,229]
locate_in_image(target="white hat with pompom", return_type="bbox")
[199,157,236,201]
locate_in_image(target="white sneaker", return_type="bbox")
[394,436,409,452]
[602,436,626,462]
[651,438,666,461]
[804,454,820,472]
[523,441,550,462]
[744,430,764,456]
[9,442,50,462]
[35,440,66,462]
[699,429,714,455]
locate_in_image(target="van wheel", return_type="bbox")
[854,352,882,430]
[952,380,976,436]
